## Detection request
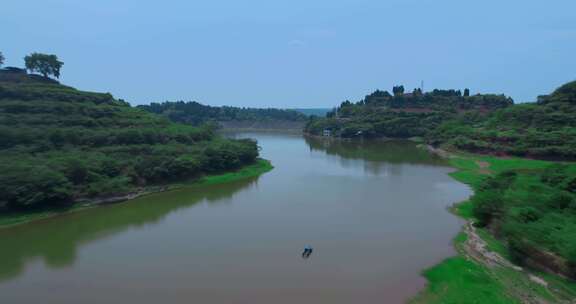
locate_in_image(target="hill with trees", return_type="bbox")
[139,101,308,130]
[292,108,331,117]
[428,81,576,159]
[0,69,259,213]
[304,87,513,138]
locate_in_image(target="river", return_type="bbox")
[0,133,471,304]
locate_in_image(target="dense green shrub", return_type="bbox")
[467,163,576,276]
[0,73,260,212]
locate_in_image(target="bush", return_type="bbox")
[472,191,505,227]
[0,165,73,209]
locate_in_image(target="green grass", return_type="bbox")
[412,257,518,304]
[448,158,485,188]
[0,159,273,229]
[448,155,552,189]
[452,199,474,220]
[196,159,273,186]
[412,232,517,304]
[537,271,576,299]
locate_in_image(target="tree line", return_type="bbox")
[305,85,512,139]
[138,101,307,126]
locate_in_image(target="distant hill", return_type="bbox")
[138,101,307,130]
[305,87,512,138]
[0,70,259,211]
[292,108,332,117]
[305,82,576,159]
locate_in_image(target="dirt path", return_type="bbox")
[462,222,574,304]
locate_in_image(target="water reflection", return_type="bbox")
[0,176,260,282]
[0,134,471,304]
[305,136,447,176]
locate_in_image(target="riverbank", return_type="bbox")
[411,151,576,303]
[0,159,273,229]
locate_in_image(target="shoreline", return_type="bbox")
[0,159,274,230]
[411,149,576,303]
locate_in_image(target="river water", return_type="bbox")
[0,133,470,304]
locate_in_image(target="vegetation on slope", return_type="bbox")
[428,81,576,159]
[468,161,576,278]
[305,86,512,138]
[0,70,260,213]
[138,101,307,128]
[292,108,331,117]
[413,154,576,303]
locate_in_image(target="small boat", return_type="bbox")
[302,245,313,258]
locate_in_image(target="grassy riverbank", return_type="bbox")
[0,159,273,229]
[412,153,576,303]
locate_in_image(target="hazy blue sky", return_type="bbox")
[3,0,575,107]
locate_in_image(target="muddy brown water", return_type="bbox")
[0,133,471,304]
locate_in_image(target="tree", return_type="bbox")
[0,51,4,67]
[464,88,470,97]
[392,85,405,96]
[472,191,504,227]
[24,53,64,79]
[0,165,73,209]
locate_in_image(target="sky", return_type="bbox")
[2,0,575,108]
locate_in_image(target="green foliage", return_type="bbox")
[292,108,331,117]
[138,101,307,126]
[411,256,517,304]
[0,165,73,209]
[454,156,576,276]
[430,80,576,159]
[24,53,64,79]
[305,85,512,139]
[0,73,259,212]
[472,189,505,227]
[538,81,576,104]
[0,52,4,67]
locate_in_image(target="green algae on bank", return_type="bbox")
[0,159,273,229]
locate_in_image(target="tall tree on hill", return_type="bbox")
[24,53,64,79]
[393,85,405,96]
[0,51,4,67]
[464,88,470,97]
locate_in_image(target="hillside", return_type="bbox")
[138,101,307,130]
[293,108,331,117]
[428,81,576,159]
[0,70,259,212]
[305,87,512,138]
